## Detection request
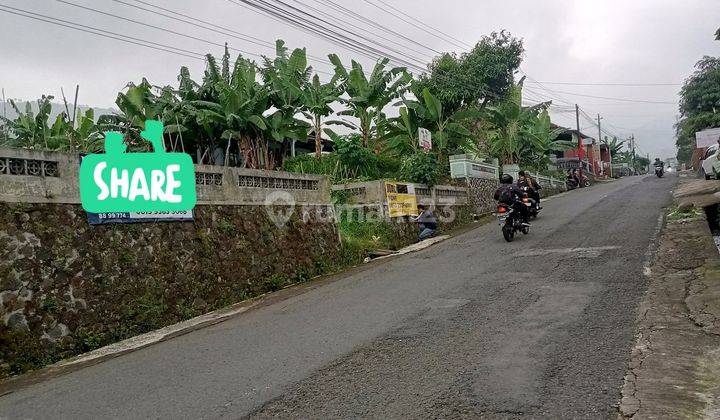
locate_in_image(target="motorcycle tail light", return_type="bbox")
[497,206,507,213]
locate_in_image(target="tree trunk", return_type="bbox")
[224,136,231,166]
[314,115,322,158]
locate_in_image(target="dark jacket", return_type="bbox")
[494,184,524,204]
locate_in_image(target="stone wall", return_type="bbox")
[466,177,499,215]
[0,202,339,378]
[465,177,566,215]
[0,147,344,377]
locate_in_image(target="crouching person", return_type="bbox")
[414,203,437,241]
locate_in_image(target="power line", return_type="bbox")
[228,0,428,73]
[313,0,443,56]
[56,0,263,59]
[116,0,272,50]
[527,81,681,87]
[288,0,435,61]
[0,4,205,61]
[256,0,429,71]
[57,0,334,76]
[545,89,678,105]
[362,0,469,50]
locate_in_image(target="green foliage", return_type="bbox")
[283,132,400,182]
[0,32,542,179]
[75,328,106,352]
[414,31,524,114]
[302,74,342,157]
[39,295,60,313]
[327,54,411,147]
[400,151,440,186]
[676,56,720,164]
[604,136,625,157]
[0,96,101,151]
[283,153,358,182]
[334,133,381,177]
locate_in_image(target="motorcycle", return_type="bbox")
[566,178,579,190]
[655,165,664,178]
[521,186,541,219]
[495,198,531,242]
[566,174,590,190]
[579,173,590,187]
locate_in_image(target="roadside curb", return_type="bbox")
[0,295,268,396]
[0,225,459,395]
[369,235,450,261]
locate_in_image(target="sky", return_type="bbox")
[1,0,719,160]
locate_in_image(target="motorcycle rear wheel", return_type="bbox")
[502,225,514,242]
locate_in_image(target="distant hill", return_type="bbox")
[0,99,118,122]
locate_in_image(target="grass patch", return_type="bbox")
[667,205,703,222]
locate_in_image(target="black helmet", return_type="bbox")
[500,174,513,184]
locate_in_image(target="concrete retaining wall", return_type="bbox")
[0,148,330,205]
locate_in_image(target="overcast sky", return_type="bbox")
[1,0,719,159]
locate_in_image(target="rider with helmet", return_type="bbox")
[494,174,531,226]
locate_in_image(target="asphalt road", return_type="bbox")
[0,175,675,419]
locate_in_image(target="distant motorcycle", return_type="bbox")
[579,173,590,187]
[566,174,590,190]
[495,198,531,242]
[655,165,664,178]
[566,178,579,190]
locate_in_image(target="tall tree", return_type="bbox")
[414,31,524,114]
[675,56,720,164]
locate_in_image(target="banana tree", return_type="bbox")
[327,55,411,148]
[604,135,625,157]
[483,80,544,165]
[260,40,315,165]
[192,56,271,168]
[519,109,574,170]
[302,74,342,158]
[0,96,72,150]
[385,88,473,161]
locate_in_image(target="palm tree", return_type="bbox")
[327,55,410,148]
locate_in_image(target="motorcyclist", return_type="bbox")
[494,174,531,226]
[654,158,664,168]
[518,170,542,210]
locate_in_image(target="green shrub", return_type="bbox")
[400,152,440,186]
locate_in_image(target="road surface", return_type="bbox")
[0,175,675,419]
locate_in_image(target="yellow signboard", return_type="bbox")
[385,181,418,217]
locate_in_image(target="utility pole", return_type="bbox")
[1,88,6,142]
[597,114,604,176]
[575,104,583,172]
[630,134,636,175]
